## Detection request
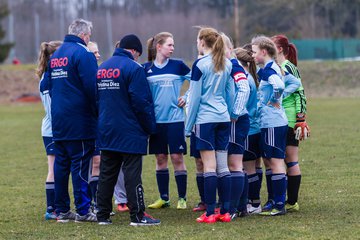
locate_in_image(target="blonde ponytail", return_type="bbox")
[36,41,62,78]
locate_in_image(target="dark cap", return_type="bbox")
[119,34,142,56]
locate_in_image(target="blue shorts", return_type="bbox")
[260,125,288,159]
[149,122,187,155]
[43,136,55,155]
[195,122,230,151]
[243,133,261,161]
[228,114,250,155]
[190,132,201,158]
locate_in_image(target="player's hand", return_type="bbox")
[178,97,185,107]
[267,101,281,109]
[294,113,310,141]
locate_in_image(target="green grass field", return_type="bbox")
[0,98,359,240]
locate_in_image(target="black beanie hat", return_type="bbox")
[119,34,143,56]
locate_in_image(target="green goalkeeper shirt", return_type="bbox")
[281,60,307,128]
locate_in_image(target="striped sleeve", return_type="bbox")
[283,72,301,99]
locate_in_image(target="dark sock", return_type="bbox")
[287,175,301,205]
[265,169,273,201]
[248,173,260,207]
[175,170,187,199]
[272,173,287,210]
[156,169,169,201]
[45,182,55,213]
[238,173,249,212]
[196,173,205,203]
[204,172,217,216]
[230,171,244,214]
[218,173,231,214]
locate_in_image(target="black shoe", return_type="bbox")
[98,219,112,225]
[130,213,161,226]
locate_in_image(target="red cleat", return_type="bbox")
[117,203,129,212]
[196,213,217,224]
[215,213,232,222]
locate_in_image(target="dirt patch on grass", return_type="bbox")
[0,66,39,104]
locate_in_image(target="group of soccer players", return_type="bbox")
[37,21,310,224]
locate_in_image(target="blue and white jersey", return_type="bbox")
[143,59,190,123]
[185,54,235,135]
[246,71,260,135]
[257,60,287,128]
[230,58,250,119]
[39,72,52,137]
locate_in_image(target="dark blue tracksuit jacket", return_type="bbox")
[49,34,98,141]
[97,48,156,155]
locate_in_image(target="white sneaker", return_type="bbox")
[247,204,262,214]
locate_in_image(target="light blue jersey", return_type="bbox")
[283,71,301,99]
[230,59,250,119]
[39,72,52,137]
[143,59,191,123]
[257,60,288,128]
[185,54,235,135]
[246,72,261,135]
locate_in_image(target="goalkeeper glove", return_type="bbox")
[294,113,310,141]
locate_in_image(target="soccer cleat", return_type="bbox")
[98,219,112,225]
[239,210,250,218]
[215,213,232,222]
[285,202,300,212]
[45,212,57,220]
[110,211,116,216]
[262,200,274,212]
[259,207,286,216]
[196,213,217,224]
[130,213,161,226]
[177,198,187,210]
[148,199,170,209]
[91,206,99,214]
[214,207,220,214]
[56,210,76,223]
[117,203,129,212]
[192,202,207,212]
[75,211,97,223]
[230,211,238,220]
[247,204,262,214]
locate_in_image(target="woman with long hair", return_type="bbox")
[36,40,62,220]
[186,27,234,223]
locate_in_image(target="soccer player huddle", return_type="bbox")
[37,18,310,226]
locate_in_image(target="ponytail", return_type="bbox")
[212,35,226,72]
[272,34,298,66]
[197,27,226,72]
[235,47,259,87]
[36,41,62,78]
[147,37,156,62]
[287,43,298,66]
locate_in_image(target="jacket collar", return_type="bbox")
[113,48,134,60]
[64,34,87,46]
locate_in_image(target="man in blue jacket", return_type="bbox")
[49,18,98,222]
[96,34,160,226]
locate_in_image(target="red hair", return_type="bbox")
[272,34,298,66]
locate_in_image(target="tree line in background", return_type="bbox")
[0,0,359,63]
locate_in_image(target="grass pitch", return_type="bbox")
[0,98,359,240]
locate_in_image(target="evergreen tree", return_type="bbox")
[0,3,13,63]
